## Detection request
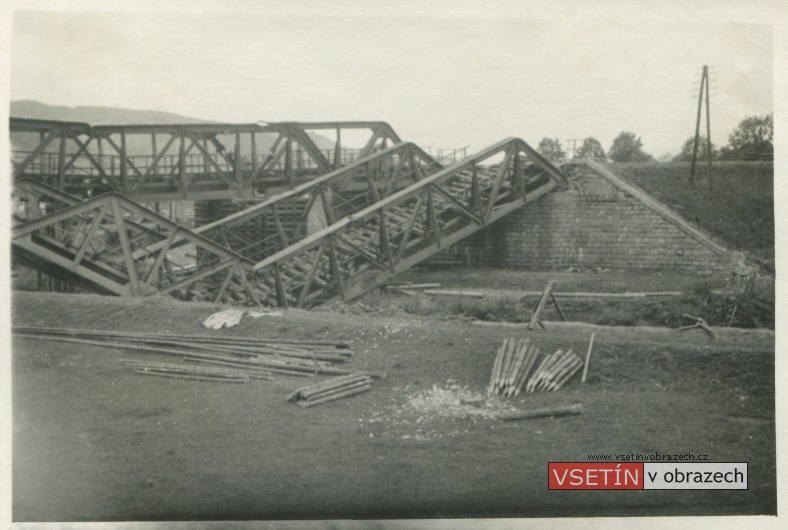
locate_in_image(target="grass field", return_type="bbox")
[606,161,774,269]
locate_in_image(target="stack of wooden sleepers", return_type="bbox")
[287,373,374,407]
[12,326,363,383]
[488,338,583,396]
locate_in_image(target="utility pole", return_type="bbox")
[690,65,713,190]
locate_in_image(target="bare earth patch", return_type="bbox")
[11,290,776,521]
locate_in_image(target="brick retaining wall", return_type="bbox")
[442,162,731,273]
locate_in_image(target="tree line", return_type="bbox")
[536,112,773,163]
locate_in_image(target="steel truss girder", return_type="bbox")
[10,118,403,201]
[250,137,566,308]
[137,141,442,264]
[12,191,259,303]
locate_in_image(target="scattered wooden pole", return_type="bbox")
[581,332,596,383]
[423,289,484,299]
[678,314,718,339]
[727,305,738,327]
[513,346,539,397]
[549,358,584,391]
[296,384,371,408]
[488,340,507,396]
[498,402,583,421]
[527,280,555,330]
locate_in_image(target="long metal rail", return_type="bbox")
[10,118,401,201]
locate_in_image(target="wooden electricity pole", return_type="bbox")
[690,65,713,190]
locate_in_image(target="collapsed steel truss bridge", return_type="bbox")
[12,118,565,307]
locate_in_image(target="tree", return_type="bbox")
[576,137,606,161]
[537,137,566,163]
[673,136,719,162]
[720,113,773,160]
[607,132,654,162]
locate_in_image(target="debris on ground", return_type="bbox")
[497,402,583,421]
[423,289,485,299]
[581,332,596,383]
[288,374,375,407]
[125,359,274,383]
[526,348,583,393]
[247,308,283,318]
[679,314,718,339]
[487,337,540,397]
[527,279,565,329]
[361,381,519,441]
[202,309,244,329]
[13,326,360,378]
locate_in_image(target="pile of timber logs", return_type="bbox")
[12,326,375,381]
[287,374,374,407]
[488,338,584,396]
[525,348,583,393]
[123,359,274,383]
[487,338,539,397]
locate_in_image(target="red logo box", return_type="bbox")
[549,462,644,490]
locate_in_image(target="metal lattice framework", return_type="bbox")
[11,118,402,201]
[12,136,565,307]
[248,137,565,307]
[12,192,259,303]
[142,141,444,263]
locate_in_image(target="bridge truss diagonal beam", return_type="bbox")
[248,137,566,308]
[11,118,406,201]
[12,191,260,304]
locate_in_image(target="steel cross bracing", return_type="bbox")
[12,192,260,303]
[10,118,402,201]
[12,137,564,307]
[247,137,565,308]
[140,141,444,264]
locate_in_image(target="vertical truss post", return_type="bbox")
[378,210,395,271]
[214,261,237,303]
[251,131,258,170]
[233,129,241,185]
[110,198,141,296]
[120,128,128,194]
[57,129,66,190]
[325,235,346,301]
[179,130,186,197]
[426,186,441,249]
[334,127,342,170]
[320,187,336,225]
[513,151,525,198]
[273,263,288,308]
[297,239,326,308]
[285,132,294,188]
[470,164,481,210]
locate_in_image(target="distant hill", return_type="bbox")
[10,100,211,125]
[10,100,336,154]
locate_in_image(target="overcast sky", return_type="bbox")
[6,4,777,157]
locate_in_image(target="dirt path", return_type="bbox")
[11,292,776,521]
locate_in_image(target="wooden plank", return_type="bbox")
[581,332,596,383]
[498,403,583,421]
[528,280,555,330]
[296,384,371,408]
